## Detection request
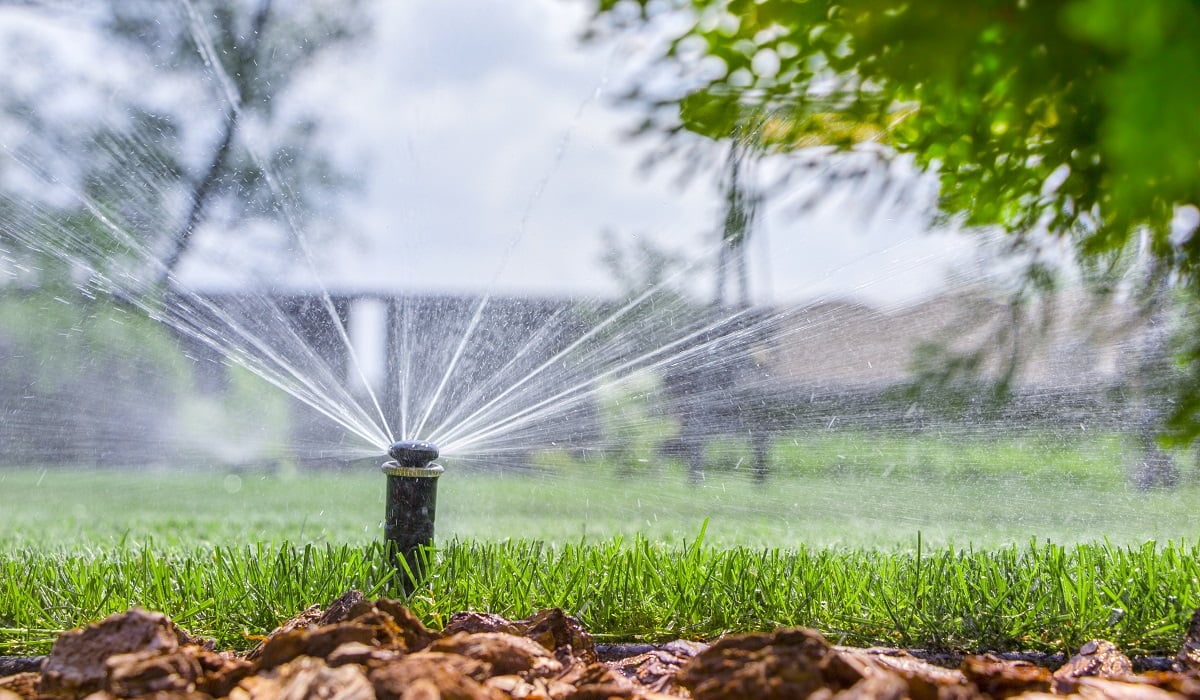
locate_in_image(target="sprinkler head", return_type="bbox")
[382,439,443,592]
[388,440,439,468]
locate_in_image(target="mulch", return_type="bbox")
[4,591,1200,699]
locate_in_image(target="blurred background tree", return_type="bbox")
[0,0,368,289]
[590,0,1200,443]
[0,0,368,467]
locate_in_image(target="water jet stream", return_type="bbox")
[0,149,392,451]
[411,294,492,441]
[426,236,749,448]
[422,304,579,438]
[181,0,394,447]
[438,307,767,454]
[3,1,1180,553]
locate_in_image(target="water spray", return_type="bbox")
[382,440,443,589]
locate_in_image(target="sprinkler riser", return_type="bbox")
[384,468,440,551]
[382,459,443,590]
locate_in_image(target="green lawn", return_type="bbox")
[2,432,1199,656]
[2,537,1198,657]
[2,431,1198,549]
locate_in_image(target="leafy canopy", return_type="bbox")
[593,0,1200,440]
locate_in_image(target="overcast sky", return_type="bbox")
[306,0,984,308]
[5,0,988,309]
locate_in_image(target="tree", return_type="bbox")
[0,1,369,467]
[0,0,367,289]
[714,132,763,311]
[590,0,1200,442]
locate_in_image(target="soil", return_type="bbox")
[4,592,1200,700]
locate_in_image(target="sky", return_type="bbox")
[2,0,988,309]
[307,0,982,307]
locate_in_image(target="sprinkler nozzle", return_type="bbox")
[388,439,439,468]
[382,440,443,592]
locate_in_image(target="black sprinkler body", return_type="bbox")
[382,440,443,590]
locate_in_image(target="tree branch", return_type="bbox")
[157,0,274,288]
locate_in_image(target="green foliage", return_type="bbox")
[0,292,194,465]
[592,0,1200,440]
[594,370,678,473]
[174,364,295,470]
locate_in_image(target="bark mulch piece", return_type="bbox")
[7,593,1200,699]
[1178,606,1200,673]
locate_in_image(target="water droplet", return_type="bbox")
[1108,608,1125,626]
